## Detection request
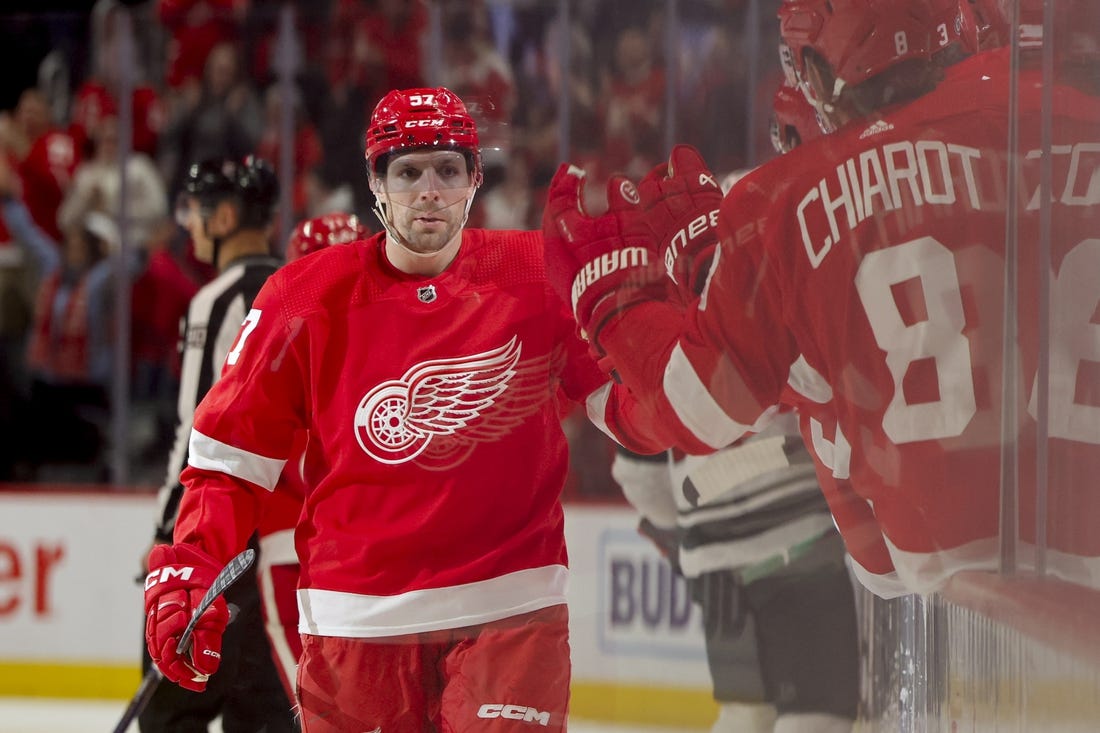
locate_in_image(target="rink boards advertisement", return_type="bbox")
[0,490,715,723]
[0,490,151,699]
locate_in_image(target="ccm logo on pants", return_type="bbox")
[477,704,550,726]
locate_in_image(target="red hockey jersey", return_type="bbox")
[602,50,1100,596]
[175,228,658,636]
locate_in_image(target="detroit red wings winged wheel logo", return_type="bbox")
[353,337,523,464]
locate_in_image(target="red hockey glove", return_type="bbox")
[144,544,230,692]
[542,164,666,348]
[635,145,723,299]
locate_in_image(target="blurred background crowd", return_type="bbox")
[0,0,781,490]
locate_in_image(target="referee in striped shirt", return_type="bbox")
[144,155,296,732]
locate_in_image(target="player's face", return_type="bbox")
[176,196,234,264]
[374,150,475,255]
[176,196,216,263]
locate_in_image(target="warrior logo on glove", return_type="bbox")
[571,246,652,317]
[568,178,650,317]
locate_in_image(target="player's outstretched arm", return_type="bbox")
[547,148,790,456]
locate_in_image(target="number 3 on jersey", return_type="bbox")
[226,308,262,367]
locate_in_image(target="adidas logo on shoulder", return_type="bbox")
[859,119,894,140]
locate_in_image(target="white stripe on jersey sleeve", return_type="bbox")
[188,428,287,492]
[664,343,755,449]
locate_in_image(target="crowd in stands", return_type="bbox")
[0,0,774,488]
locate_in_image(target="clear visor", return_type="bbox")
[377,150,476,195]
[794,69,838,135]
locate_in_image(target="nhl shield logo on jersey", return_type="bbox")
[417,285,437,303]
[352,337,522,464]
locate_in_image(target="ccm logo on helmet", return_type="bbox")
[144,566,195,590]
[476,704,550,726]
[405,119,445,128]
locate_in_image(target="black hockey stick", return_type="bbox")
[111,548,256,733]
[174,548,255,656]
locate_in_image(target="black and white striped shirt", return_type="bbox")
[153,254,281,542]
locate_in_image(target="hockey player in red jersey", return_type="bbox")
[256,211,370,703]
[283,211,368,263]
[542,0,1100,599]
[143,86,661,732]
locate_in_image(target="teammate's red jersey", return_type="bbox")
[175,228,659,636]
[602,50,1100,596]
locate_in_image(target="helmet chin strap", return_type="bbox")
[203,219,242,270]
[371,187,478,259]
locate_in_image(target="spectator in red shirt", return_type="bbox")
[158,0,243,91]
[1,89,80,242]
[71,84,164,161]
[130,218,205,472]
[73,1,165,158]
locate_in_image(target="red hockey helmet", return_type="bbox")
[364,87,482,186]
[285,212,368,263]
[779,0,942,89]
[930,0,965,54]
